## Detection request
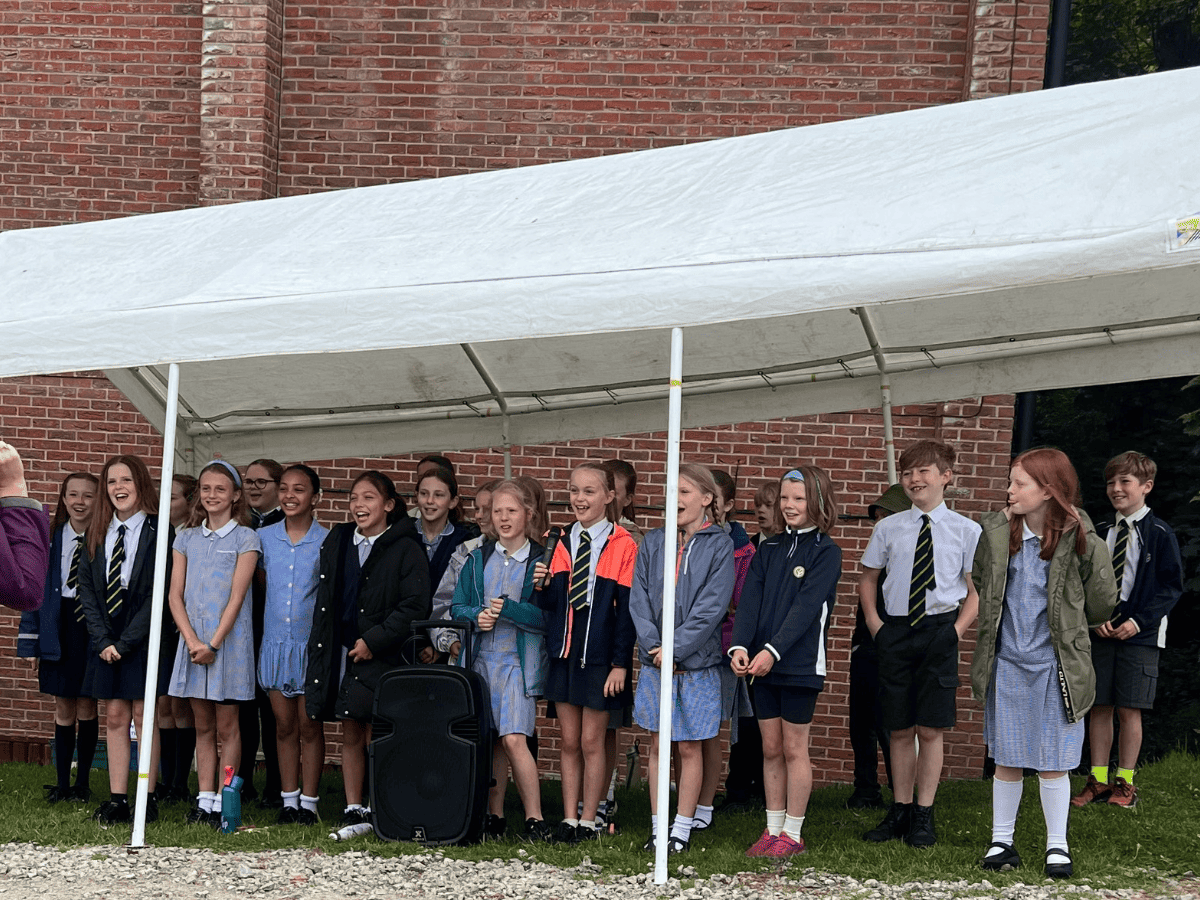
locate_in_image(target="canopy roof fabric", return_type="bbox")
[4,68,1198,463]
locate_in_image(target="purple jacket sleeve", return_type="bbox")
[0,505,50,612]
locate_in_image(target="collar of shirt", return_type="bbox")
[784,525,817,535]
[421,517,455,549]
[908,502,949,524]
[573,519,614,544]
[111,510,147,537]
[201,517,237,538]
[1021,521,1039,542]
[272,518,324,546]
[1116,505,1151,527]
[499,540,532,563]
[354,529,382,550]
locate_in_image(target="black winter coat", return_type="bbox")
[305,518,431,722]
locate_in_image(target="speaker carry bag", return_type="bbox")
[369,619,493,845]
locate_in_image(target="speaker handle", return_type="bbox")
[406,619,480,669]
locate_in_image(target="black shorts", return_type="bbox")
[1091,639,1159,709]
[876,613,959,731]
[752,682,819,725]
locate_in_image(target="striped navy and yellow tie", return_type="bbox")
[908,514,936,626]
[568,530,592,612]
[1111,519,1131,586]
[66,535,86,622]
[106,524,126,616]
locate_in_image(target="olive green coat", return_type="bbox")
[970,509,1118,725]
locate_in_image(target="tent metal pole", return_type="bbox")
[856,307,897,484]
[131,361,180,848]
[654,327,683,884]
[461,342,513,477]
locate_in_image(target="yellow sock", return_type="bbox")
[1117,767,1134,784]
[1091,765,1109,784]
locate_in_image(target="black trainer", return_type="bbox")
[524,818,554,843]
[906,804,936,848]
[297,808,320,826]
[93,798,131,826]
[553,820,580,844]
[278,805,300,824]
[483,813,507,839]
[863,801,912,842]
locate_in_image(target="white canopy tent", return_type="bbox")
[3,65,1198,867]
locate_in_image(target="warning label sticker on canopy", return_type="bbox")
[1170,214,1200,251]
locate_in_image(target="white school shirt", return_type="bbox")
[569,519,613,606]
[105,511,147,588]
[861,502,981,617]
[1107,504,1149,622]
[353,529,383,567]
[59,522,84,598]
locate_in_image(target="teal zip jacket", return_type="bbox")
[451,538,548,698]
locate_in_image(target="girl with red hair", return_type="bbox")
[970,448,1117,880]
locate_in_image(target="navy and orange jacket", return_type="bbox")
[535,523,638,672]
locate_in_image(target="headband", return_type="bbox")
[204,459,242,488]
[783,467,824,519]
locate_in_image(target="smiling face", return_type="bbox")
[244,463,279,512]
[490,488,529,549]
[198,469,240,524]
[417,474,458,528]
[1006,463,1051,519]
[568,467,614,529]
[474,489,496,540]
[350,478,394,537]
[779,478,810,530]
[900,461,952,512]
[677,475,713,533]
[64,476,97,533]
[1106,473,1153,518]
[279,470,318,525]
[107,463,140,521]
[169,479,190,527]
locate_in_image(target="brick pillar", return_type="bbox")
[199,1,285,204]
[963,0,1052,99]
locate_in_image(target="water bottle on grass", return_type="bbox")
[220,765,243,833]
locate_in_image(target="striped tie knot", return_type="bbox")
[568,530,592,612]
[106,524,126,616]
[1111,519,1131,586]
[908,513,936,626]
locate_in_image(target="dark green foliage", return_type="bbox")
[1066,0,1200,84]
[1029,377,1200,761]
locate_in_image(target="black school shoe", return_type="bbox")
[1045,848,1073,879]
[93,798,131,826]
[906,804,936,848]
[524,818,554,842]
[980,841,1021,871]
[553,820,580,845]
[482,813,507,839]
[863,802,912,842]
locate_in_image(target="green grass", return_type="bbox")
[1,751,1197,894]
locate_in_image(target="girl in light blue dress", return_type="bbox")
[258,464,328,825]
[451,479,549,839]
[168,460,260,826]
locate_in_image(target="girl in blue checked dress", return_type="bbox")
[168,460,260,826]
[452,479,549,840]
[258,465,328,825]
[630,463,735,855]
[971,448,1117,879]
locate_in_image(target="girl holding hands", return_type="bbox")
[730,466,842,858]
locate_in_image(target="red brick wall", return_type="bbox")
[1,374,1013,785]
[0,2,203,230]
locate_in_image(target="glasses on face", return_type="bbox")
[244,478,276,489]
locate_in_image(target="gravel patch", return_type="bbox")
[0,842,1194,900]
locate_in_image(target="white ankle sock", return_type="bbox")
[669,813,693,843]
[199,791,216,813]
[300,793,319,813]
[694,804,713,826]
[1039,774,1071,857]
[282,789,301,810]
[783,814,804,842]
[990,777,1023,851]
[766,808,786,837]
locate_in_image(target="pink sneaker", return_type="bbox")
[745,829,778,857]
[764,833,806,858]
